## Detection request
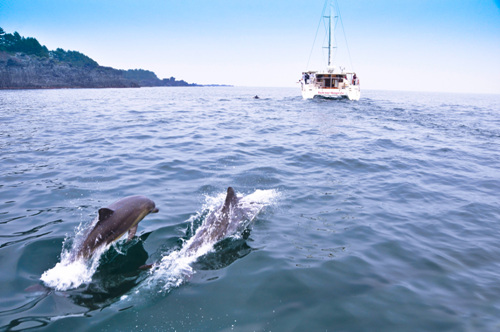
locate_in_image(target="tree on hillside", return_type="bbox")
[0,27,98,67]
[0,27,49,57]
[51,48,98,68]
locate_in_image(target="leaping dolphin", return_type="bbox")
[76,195,159,259]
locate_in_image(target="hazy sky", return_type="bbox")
[2,0,499,93]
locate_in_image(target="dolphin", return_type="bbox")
[139,187,267,270]
[183,187,249,254]
[76,195,159,259]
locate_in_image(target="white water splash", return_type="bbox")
[147,188,279,292]
[40,215,107,291]
[40,245,106,291]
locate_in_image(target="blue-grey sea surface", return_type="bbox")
[1,87,499,331]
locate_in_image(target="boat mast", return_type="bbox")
[328,1,336,69]
[328,10,332,67]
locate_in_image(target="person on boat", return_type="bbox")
[304,73,310,84]
[352,73,357,85]
[310,73,316,85]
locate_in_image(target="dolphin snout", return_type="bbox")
[151,208,159,213]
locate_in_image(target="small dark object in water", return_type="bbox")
[138,264,153,270]
[253,95,259,99]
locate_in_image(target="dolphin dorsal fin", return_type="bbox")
[97,207,114,223]
[222,187,238,213]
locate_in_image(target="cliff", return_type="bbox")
[0,51,138,89]
[0,28,198,89]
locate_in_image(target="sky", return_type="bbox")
[1,0,499,93]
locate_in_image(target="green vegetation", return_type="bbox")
[122,69,159,81]
[0,27,98,68]
[0,27,49,57]
[51,48,98,68]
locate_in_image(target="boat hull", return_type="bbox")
[301,85,360,101]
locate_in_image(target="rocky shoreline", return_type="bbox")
[0,51,197,89]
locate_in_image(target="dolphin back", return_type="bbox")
[76,195,158,259]
[222,187,238,213]
[184,187,244,254]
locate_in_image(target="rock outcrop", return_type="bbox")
[0,28,200,89]
[0,52,138,89]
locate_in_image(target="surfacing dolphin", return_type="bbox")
[183,187,253,254]
[140,187,264,271]
[76,195,159,259]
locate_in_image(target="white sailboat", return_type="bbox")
[300,0,360,101]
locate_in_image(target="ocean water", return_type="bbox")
[1,86,499,331]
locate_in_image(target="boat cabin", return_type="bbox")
[302,71,357,89]
[316,73,346,89]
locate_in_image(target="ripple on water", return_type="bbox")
[1,88,500,331]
